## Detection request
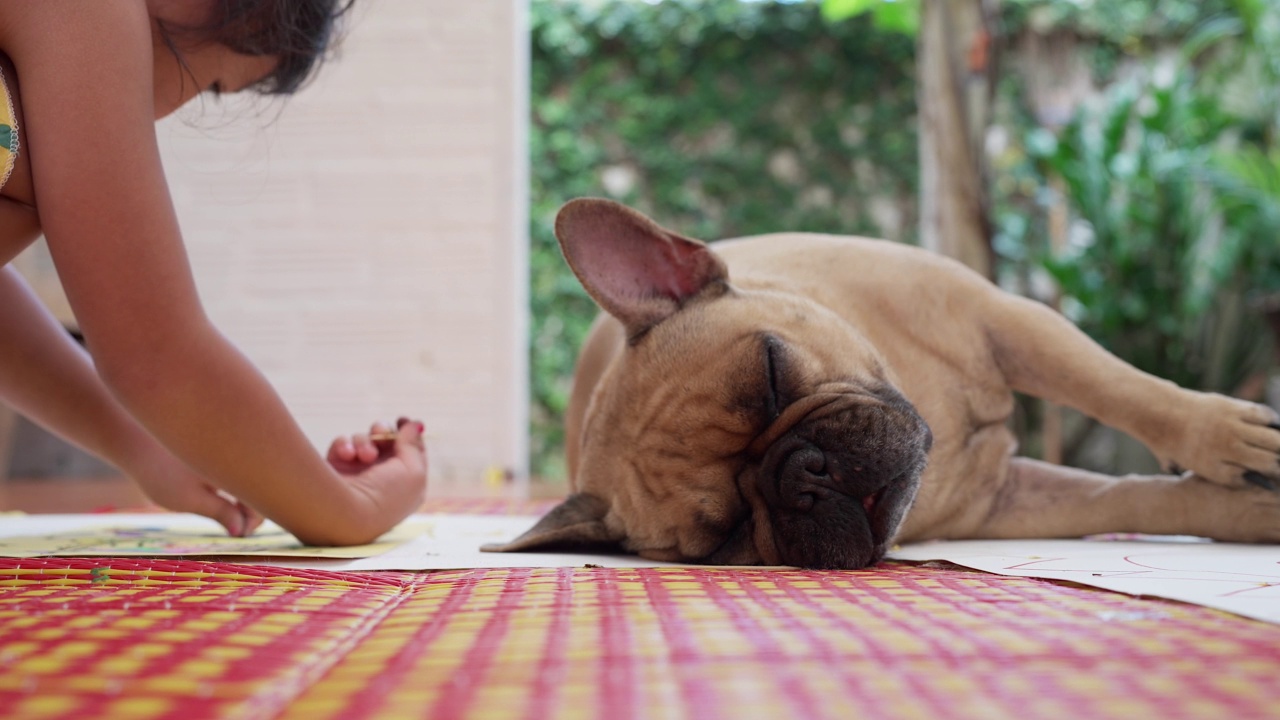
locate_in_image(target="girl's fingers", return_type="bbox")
[206,490,264,538]
[396,419,428,456]
[328,436,357,463]
[238,501,265,535]
[356,422,394,462]
[351,433,378,463]
[334,420,419,468]
[193,488,250,537]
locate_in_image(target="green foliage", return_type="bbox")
[1202,7,1280,141]
[1004,0,1234,81]
[1194,0,1280,301]
[530,0,918,479]
[1027,61,1275,396]
[820,0,918,35]
[1205,148,1280,296]
[1005,0,1230,44]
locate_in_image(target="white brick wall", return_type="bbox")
[155,0,529,494]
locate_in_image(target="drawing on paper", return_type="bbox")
[0,518,428,559]
[890,538,1280,625]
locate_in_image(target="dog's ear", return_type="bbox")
[480,493,622,553]
[555,198,729,335]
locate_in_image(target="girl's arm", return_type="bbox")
[0,266,263,535]
[6,2,424,544]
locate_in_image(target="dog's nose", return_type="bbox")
[775,442,850,511]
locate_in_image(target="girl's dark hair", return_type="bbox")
[159,0,356,96]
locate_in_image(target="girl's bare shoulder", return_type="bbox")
[0,2,150,58]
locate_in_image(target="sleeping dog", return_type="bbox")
[486,198,1280,568]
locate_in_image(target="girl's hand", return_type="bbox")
[327,417,429,518]
[129,450,265,538]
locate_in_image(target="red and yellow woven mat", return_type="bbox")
[2,502,1278,719]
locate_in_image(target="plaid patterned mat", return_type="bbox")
[2,501,1278,719]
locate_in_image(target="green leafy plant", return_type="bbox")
[1192,0,1280,300]
[1029,68,1272,393]
[820,0,918,34]
[1206,147,1280,297]
[1034,62,1274,404]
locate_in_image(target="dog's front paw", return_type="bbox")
[1160,394,1280,490]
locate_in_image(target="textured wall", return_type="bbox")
[155,0,529,493]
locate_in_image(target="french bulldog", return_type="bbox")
[485,198,1280,569]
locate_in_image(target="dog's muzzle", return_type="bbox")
[754,387,932,569]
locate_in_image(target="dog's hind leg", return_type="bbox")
[977,289,1280,490]
[967,458,1280,542]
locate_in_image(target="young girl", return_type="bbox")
[0,0,427,544]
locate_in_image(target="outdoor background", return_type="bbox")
[528,0,1280,483]
[3,0,1279,503]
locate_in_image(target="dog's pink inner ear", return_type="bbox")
[555,198,728,333]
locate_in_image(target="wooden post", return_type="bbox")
[917,0,997,278]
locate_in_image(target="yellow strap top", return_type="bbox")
[0,65,18,192]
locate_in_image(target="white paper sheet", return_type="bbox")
[0,513,681,569]
[890,537,1280,625]
[268,514,685,570]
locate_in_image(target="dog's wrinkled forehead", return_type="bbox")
[611,306,788,415]
[598,289,887,455]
